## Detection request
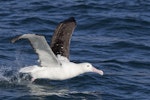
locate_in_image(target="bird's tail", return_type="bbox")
[19,65,39,73]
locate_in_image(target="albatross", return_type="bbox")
[11,17,103,82]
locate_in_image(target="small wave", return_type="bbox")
[106,40,150,52]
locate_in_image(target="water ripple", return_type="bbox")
[0,0,150,99]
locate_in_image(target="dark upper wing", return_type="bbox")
[50,17,76,59]
[12,34,61,67]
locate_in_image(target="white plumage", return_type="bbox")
[12,34,103,82]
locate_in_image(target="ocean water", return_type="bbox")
[0,0,150,100]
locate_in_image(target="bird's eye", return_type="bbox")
[87,65,90,67]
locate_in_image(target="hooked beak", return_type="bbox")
[92,67,104,75]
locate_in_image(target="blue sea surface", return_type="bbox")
[0,0,150,100]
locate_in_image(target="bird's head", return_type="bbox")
[81,63,104,75]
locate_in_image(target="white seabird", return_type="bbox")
[12,17,103,82]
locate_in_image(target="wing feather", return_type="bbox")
[12,34,61,67]
[50,17,76,59]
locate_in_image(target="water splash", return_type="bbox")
[0,65,32,86]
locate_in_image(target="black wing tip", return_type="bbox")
[11,34,41,43]
[11,35,21,43]
[61,17,76,24]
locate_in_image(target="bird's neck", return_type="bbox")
[63,64,85,78]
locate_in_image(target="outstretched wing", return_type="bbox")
[12,34,61,67]
[50,17,76,59]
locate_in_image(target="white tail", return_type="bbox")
[19,65,40,73]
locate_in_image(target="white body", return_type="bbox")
[20,61,94,80]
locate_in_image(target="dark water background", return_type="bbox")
[0,0,150,100]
